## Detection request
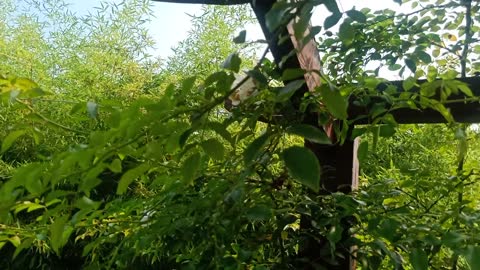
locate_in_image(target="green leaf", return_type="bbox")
[318,85,348,120]
[286,124,331,144]
[50,216,69,255]
[457,83,473,97]
[357,141,368,163]
[338,21,355,46]
[233,30,246,44]
[283,146,321,192]
[442,231,465,247]
[246,69,268,87]
[8,236,21,247]
[265,2,290,31]
[276,80,304,102]
[282,68,305,81]
[409,248,428,270]
[201,139,225,161]
[108,159,122,173]
[405,58,417,73]
[346,9,366,23]
[246,205,272,221]
[324,0,340,13]
[324,12,342,29]
[222,53,242,73]
[463,246,480,270]
[244,133,269,165]
[1,130,27,154]
[416,51,432,64]
[402,77,416,91]
[116,163,150,194]
[181,152,201,185]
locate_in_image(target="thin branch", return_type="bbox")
[16,99,89,135]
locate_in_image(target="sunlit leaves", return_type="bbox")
[283,146,320,192]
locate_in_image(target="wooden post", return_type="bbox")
[251,2,358,269]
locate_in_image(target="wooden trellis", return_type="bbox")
[153,1,480,269]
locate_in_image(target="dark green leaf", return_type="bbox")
[282,69,305,81]
[246,69,268,87]
[409,248,428,270]
[276,80,304,102]
[464,246,480,270]
[324,12,342,29]
[324,0,340,13]
[286,124,331,144]
[246,205,272,221]
[318,85,348,120]
[357,141,368,163]
[416,51,432,64]
[405,58,417,73]
[442,231,465,247]
[201,139,225,161]
[181,153,201,185]
[233,30,246,44]
[265,2,291,31]
[283,146,321,192]
[222,53,242,73]
[244,133,269,165]
[338,21,355,46]
[50,216,69,255]
[116,163,150,194]
[346,9,366,23]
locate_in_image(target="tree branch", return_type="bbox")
[151,0,250,5]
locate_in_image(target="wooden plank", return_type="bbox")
[349,77,480,124]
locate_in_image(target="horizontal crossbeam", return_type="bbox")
[151,0,250,5]
[349,77,480,124]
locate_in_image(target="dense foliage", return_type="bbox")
[1,0,480,269]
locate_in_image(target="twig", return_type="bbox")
[15,98,89,135]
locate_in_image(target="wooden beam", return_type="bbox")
[151,0,250,5]
[349,77,480,124]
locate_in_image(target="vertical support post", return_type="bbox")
[251,1,359,269]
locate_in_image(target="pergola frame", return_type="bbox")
[153,0,480,269]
